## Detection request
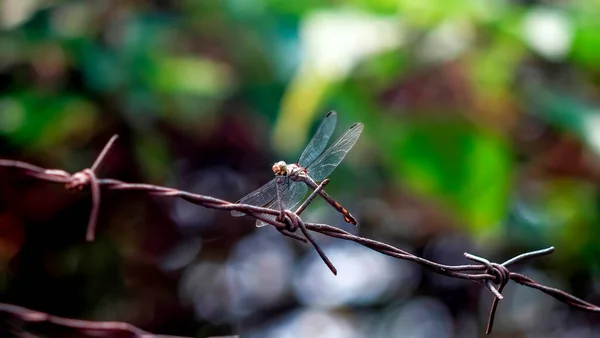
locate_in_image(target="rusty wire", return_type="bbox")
[0,303,194,338]
[0,134,599,336]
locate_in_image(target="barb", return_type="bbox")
[0,135,599,335]
[91,135,119,171]
[285,178,337,275]
[462,247,596,334]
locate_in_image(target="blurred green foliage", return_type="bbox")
[2,3,600,334]
[1,0,600,239]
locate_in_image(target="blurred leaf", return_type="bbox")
[0,92,97,149]
[467,27,524,98]
[354,49,409,89]
[133,132,171,183]
[465,26,525,130]
[545,180,597,252]
[350,0,401,15]
[570,1,600,69]
[264,0,329,17]
[273,69,334,156]
[396,0,497,26]
[146,56,234,96]
[77,42,126,93]
[571,21,600,69]
[274,9,404,155]
[382,119,512,234]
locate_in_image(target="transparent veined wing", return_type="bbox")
[231,178,278,217]
[307,122,364,181]
[255,180,308,227]
[298,111,337,168]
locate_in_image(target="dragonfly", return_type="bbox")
[231,111,363,227]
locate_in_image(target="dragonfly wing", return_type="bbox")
[298,111,337,168]
[307,122,364,181]
[256,180,308,227]
[231,178,278,217]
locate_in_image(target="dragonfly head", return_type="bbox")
[272,161,287,176]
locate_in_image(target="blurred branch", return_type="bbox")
[0,303,191,338]
[0,135,599,335]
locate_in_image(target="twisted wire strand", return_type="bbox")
[0,135,598,336]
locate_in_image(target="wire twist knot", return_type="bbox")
[66,169,94,191]
[489,262,510,286]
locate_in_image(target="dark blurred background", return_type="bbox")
[1,0,600,337]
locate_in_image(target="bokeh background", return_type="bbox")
[1,0,600,337]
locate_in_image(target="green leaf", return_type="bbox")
[570,2,600,69]
[0,92,97,149]
[146,56,234,96]
[383,119,512,234]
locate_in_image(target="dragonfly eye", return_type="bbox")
[271,161,287,175]
[272,162,286,175]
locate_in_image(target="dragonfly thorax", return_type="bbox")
[272,161,306,179]
[233,111,362,228]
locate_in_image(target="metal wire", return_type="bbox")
[0,135,598,336]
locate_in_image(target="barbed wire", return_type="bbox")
[0,303,199,338]
[0,135,598,336]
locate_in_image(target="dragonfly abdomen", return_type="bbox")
[303,177,357,225]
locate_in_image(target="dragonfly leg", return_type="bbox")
[294,179,330,216]
[295,216,337,275]
[274,176,287,224]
